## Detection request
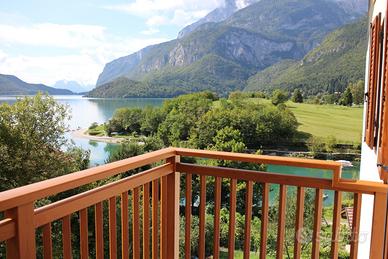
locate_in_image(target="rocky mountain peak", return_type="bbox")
[177,0,261,39]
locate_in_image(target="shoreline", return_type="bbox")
[71,129,124,144]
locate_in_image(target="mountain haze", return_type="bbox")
[54,80,93,94]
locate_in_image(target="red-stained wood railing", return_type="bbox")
[0,147,388,259]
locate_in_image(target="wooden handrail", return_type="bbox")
[0,147,176,211]
[176,163,388,194]
[175,148,341,170]
[0,218,15,241]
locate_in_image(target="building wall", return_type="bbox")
[358,0,387,257]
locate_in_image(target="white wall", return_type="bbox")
[358,0,387,257]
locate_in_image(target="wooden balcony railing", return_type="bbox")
[0,147,387,258]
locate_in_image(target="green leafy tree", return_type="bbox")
[291,89,303,103]
[157,92,214,145]
[0,94,90,191]
[106,107,144,135]
[210,127,246,153]
[140,107,166,136]
[339,88,353,106]
[271,89,288,106]
[349,80,364,105]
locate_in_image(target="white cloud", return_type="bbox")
[146,16,169,27]
[104,0,224,27]
[0,22,168,86]
[104,0,223,16]
[0,23,106,49]
[170,9,209,27]
[141,28,160,35]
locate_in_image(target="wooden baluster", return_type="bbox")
[133,188,140,259]
[166,156,180,258]
[370,192,387,258]
[350,193,361,259]
[62,215,72,259]
[294,187,305,259]
[199,175,207,259]
[109,197,117,259]
[152,179,159,259]
[312,189,323,259]
[5,203,36,259]
[330,191,342,258]
[276,185,287,259]
[260,183,269,259]
[42,223,52,259]
[95,202,104,259]
[160,176,168,259]
[243,181,253,259]
[80,208,89,259]
[228,178,237,259]
[213,176,222,259]
[185,173,193,259]
[121,192,129,259]
[143,183,150,259]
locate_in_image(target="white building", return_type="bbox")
[359,0,388,257]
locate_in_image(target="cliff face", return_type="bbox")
[246,16,368,95]
[95,0,367,92]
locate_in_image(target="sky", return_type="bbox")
[0,0,225,87]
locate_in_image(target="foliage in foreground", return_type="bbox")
[0,94,90,191]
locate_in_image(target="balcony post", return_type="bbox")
[5,202,36,259]
[165,155,180,259]
[370,192,388,258]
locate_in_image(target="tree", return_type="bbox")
[210,127,246,153]
[348,80,364,105]
[106,107,144,135]
[140,107,165,136]
[271,89,288,106]
[291,89,303,103]
[0,94,89,191]
[339,88,353,106]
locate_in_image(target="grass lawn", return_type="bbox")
[288,102,363,143]
[219,249,258,259]
[246,98,363,143]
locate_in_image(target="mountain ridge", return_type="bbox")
[0,74,74,96]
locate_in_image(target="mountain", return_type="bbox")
[245,15,367,95]
[88,54,251,97]
[178,0,260,39]
[330,0,368,16]
[54,80,93,94]
[93,0,367,97]
[0,74,73,95]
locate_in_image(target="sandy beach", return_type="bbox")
[71,129,124,144]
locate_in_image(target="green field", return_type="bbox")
[220,250,258,259]
[288,102,363,143]
[249,98,363,143]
